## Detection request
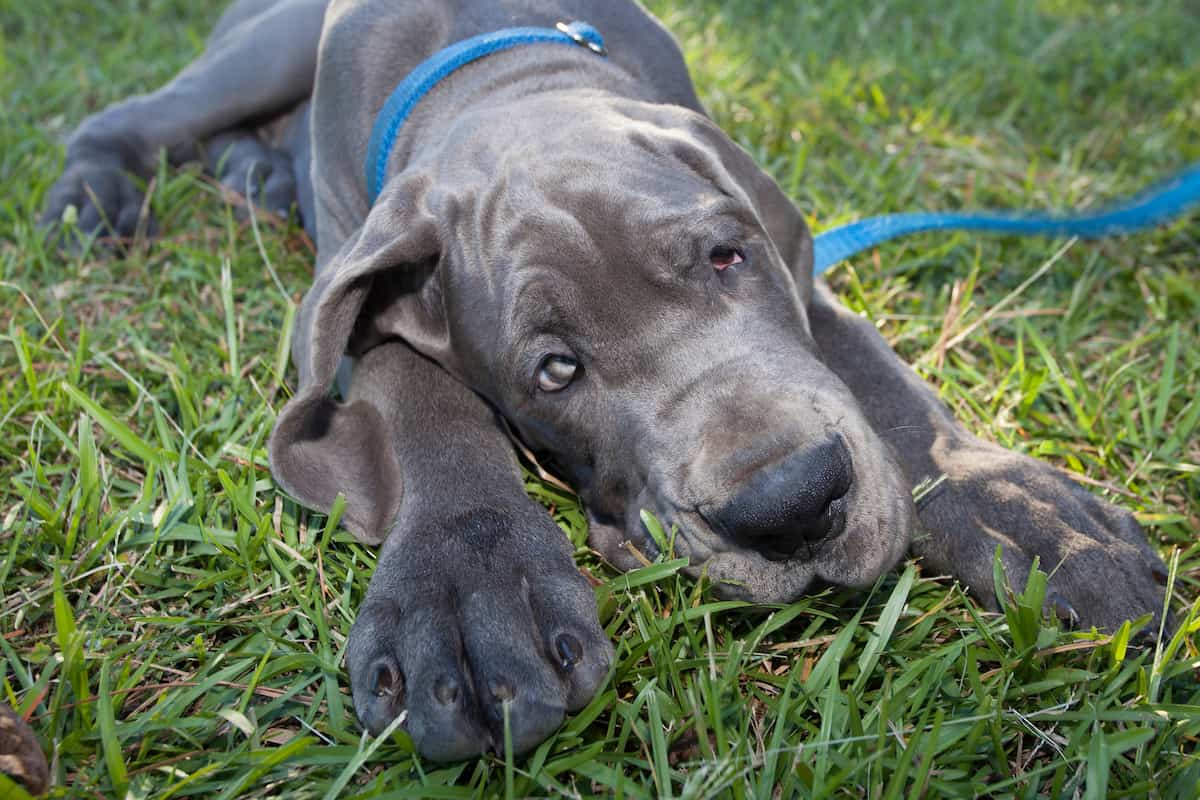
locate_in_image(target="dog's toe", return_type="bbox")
[404,660,492,762]
[526,574,613,712]
[347,605,407,737]
[459,591,570,754]
[350,598,492,759]
[356,655,405,736]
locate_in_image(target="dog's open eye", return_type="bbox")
[710,245,744,271]
[537,355,578,392]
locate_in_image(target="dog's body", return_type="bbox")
[44,0,1169,761]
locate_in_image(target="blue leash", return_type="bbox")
[812,163,1200,274]
[365,20,1199,272]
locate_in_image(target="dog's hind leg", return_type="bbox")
[41,0,328,242]
[807,282,1169,633]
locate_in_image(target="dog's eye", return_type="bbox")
[710,245,744,271]
[537,355,578,392]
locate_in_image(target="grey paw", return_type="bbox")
[914,442,1170,634]
[208,134,298,220]
[347,508,612,761]
[41,138,151,247]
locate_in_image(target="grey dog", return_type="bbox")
[43,0,1169,762]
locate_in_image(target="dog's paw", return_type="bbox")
[41,140,150,247]
[209,133,298,220]
[914,441,1169,634]
[347,506,612,761]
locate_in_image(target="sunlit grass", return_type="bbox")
[2,0,1197,796]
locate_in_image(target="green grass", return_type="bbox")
[2,0,1198,796]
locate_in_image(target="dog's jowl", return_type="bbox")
[43,0,1170,761]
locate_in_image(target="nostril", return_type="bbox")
[802,493,848,544]
[824,433,854,500]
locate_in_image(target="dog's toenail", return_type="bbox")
[1152,565,1169,586]
[1048,593,1079,627]
[372,662,404,700]
[434,676,460,705]
[555,633,583,671]
[490,678,515,702]
[1131,628,1159,649]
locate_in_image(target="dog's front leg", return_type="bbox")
[807,283,1169,632]
[341,341,612,761]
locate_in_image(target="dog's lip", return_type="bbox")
[692,503,731,545]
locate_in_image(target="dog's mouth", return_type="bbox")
[657,479,855,563]
[583,431,915,604]
[604,504,827,602]
[640,485,906,602]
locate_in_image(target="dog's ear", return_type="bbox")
[268,175,440,544]
[269,392,403,543]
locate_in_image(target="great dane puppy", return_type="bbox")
[43,0,1169,761]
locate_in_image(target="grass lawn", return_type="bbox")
[2,0,1199,796]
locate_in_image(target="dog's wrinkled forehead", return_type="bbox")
[384,94,817,411]
[428,100,774,349]
[504,170,748,286]
[462,173,749,397]
[444,107,756,272]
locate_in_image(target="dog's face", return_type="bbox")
[411,96,915,600]
[274,94,914,602]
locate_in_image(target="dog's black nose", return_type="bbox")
[704,435,853,559]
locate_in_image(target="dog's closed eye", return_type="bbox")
[709,244,744,271]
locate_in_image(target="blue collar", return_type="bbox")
[365,21,606,203]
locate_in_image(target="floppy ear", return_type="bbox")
[268,175,441,544]
[269,392,404,543]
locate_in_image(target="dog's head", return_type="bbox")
[270,93,914,601]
